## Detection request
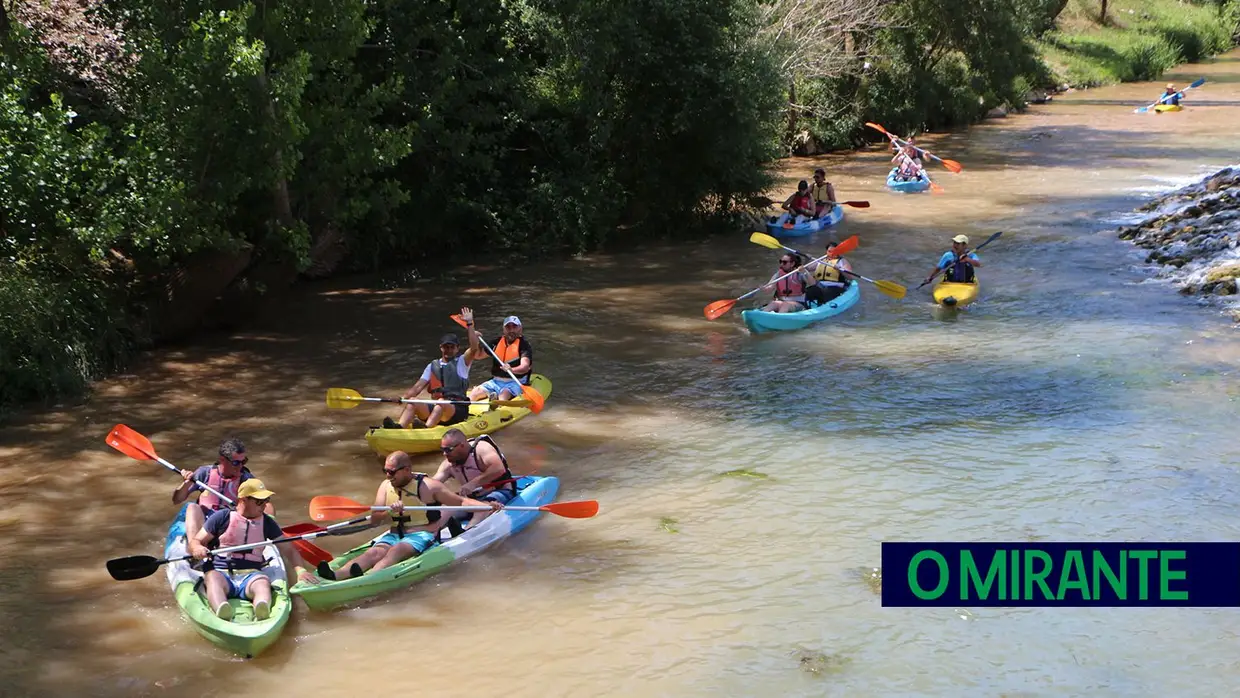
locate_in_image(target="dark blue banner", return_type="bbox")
[881,542,1240,607]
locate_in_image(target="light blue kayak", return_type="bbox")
[764,204,844,238]
[886,168,930,193]
[741,281,861,334]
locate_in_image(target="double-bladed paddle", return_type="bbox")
[105,513,373,581]
[748,232,907,300]
[1134,78,1205,114]
[325,387,531,410]
[308,495,599,520]
[704,235,860,320]
[917,231,1003,289]
[104,424,337,566]
[865,122,963,173]
[448,315,546,413]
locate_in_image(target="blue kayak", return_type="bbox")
[741,281,861,334]
[764,204,844,238]
[886,168,930,193]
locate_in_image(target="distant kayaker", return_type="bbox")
[810,168,837,218]
[805,240,854,306]
[758,253,811,313]
[383,307,481,430]
[1162,84,1182,106]
[467,315,532,405]
[312,450,501,581]
[923,234,982,286]
[173,438,269,544]
[780,181,816,223]
[189,479,315,619]
[892,138,925,181]
[433,429,518,528]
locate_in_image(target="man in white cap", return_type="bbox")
[468,314,533,404]
[924,234,982,286]
[190,479,313,619]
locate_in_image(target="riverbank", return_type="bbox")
[1117,165,1240,320]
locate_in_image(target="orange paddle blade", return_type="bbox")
[542,500,599,518]
[929,181,945,194]
[865,122,891,136]
[841,200,870,208]
[292,540,333,566]
[704,299,737,320]
[521,384,546,413]
[105,424,157,461]
[939,159,963,174]
[833,235,859,255]
[310,496,370,521]
[450,313,467,328]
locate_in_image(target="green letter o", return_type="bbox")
[909,551,950,599]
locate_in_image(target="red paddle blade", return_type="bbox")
[105,424,156,461]
[542,500,599,518]
[310,496,370,521]
[704,299,737,320]
[521,384,546,414]
[940,159,963,174]
[841,200,870,208]
[833,235,860,256]
[282,522,327,536]
[293,540,333,566]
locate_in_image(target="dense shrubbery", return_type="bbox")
[0,0,1235,417]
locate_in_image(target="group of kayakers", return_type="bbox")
[167,307,537,619]
[384,307,534,430]
[780,168,838,223]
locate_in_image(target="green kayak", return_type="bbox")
[163,503,291,658]
[291,476,559,610]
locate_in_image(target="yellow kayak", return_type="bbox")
[364,374,552,456]
[933,281,979,308]
[1153,104,1183,113]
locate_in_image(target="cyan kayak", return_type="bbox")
[886,167,930,193]
[741,281,861,333]
[163,503,291,658]
[290,476,558,610]
[764,204,844,238]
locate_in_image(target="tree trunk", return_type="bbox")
[785,79,798,152]
[1100,0,1109,25]
[255,70,296,232]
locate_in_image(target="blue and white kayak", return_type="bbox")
[764,204,844,238]
[740,281,861,334]
[886,168,931,193]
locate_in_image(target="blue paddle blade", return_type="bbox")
[1189,78,1206,89]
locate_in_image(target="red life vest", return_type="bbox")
[791,192,812,211]
[198,465,243,512]
[216,511,268,566]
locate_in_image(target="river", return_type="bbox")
[3,51,1240,697]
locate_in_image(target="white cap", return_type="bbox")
[503,315,522,327]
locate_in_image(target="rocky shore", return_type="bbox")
[1116,166,1240,320]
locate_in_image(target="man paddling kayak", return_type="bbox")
[1161,84,1182,106]
[383,307,481,430]
[190,479,313,619]
[432,429,519,528]
[468,315,532,404]
[804,240,854,307]
[923,234,982,285]
[758,253,812,313]
[173,438,269,543]
[313,450,501,581]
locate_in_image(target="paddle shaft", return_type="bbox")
[762,239,877,284]
[172,514,373,563]
[455,318,529,388]
[325,504,544,513]
[342,395,514,407]
[737,251,833,303]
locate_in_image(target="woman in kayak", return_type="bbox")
[810,168,837,218]
[312,450,501,581]
[758,253,812,313]
[891,137,925,181]
[780,181,816,223]
[923,234,982,286]
[805,240,854,306]
[1161,84,1182,106]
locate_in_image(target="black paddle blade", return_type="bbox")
[106,555,163,581]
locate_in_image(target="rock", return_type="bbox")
[1204,263,1240,283]
[1214,279,1237,295]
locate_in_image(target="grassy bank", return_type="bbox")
[1037,0,1238,87]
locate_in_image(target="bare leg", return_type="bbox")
[203,570,231,618]
[372,542,416,572]
[185,504,205,543]
[333,544,391,579]
[399,404,432,428]
[497,388,517,402]
[426,404,455,428]
[245,575,273,620]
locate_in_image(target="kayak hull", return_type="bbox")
[163,503,291,658]
[764,205,844,238]
[886,168,930,193]
[1153,104,1183,113]
[933,280,979,307]
[364,374,552,456]
[740,281,861,333]
[290,476,559,610]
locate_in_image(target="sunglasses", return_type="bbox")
[383,466,408,476]
[440,443,463,455]
[224,456,248,467]
[780,259,794,265]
